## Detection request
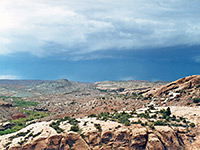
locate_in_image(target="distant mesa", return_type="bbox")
[56,79,71,83]
[55,79,73,86]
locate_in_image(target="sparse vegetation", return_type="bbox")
[50,116,80,133]
[50,121,64,133]
[9,129,31,140]
[0,110,49,136]
[13,100,39,107]
[86,107,195,129]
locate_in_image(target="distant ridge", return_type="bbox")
[0,80,46,86]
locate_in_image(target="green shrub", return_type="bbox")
[94,123,102,131]
[50,121,64,133]
[151,114,157,119]
[171,115,176,121]
[137,119,142,124]
[162,113,167,119]
[154,120,166,126]
[80,133,85,139]
[165,116,170,122]
[166,107,171,116]
[124,121,131,126]
[88,114,97,118]
[70,125,79,132]
[67,118,80,126]
[83,122,87,126]
[189,123,195,128]
[183,119,187,123]
[148,105,155,110]
[193,98,200,103]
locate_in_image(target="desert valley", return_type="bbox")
[0,75,200,150]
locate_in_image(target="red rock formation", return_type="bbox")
[11,113,26,120]
[146,75,200,97]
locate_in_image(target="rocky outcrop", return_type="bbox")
[144,75,200,106]
[0,122,15,131]
[146,133,164,150]
[6,125,192,150]
[9,132,90,150]
[0,100,12,107]
[145,75,200,98]
[0,103,19,121]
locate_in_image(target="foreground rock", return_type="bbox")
[0,117,199,150]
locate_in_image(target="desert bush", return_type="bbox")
[166,107,171,116]
[83,121,87,126]
[193,98,200,103]
[165,116,170,122]
[171,115,176,121]
[88,114,97,118]
[154,120,166,126]
[124,120,131,126]
[80,133,85,139]
[67,118,80,126]
[151,114,157,119]
[189,123,195,128]
[137,119,142,124]
[70,125,79,132]
[94,123,102,131]
[148,105,155,110]
[50,121,64,133]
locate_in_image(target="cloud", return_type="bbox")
[0,0,200,58]
[69,54,116,61]
[0,75,21,80]
[194,56,200,63]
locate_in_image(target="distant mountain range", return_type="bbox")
[0,80,46,86]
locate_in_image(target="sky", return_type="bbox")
[0,0,200,82]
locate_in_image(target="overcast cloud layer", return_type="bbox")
[1,0,200,81]
[0,0,200,59]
